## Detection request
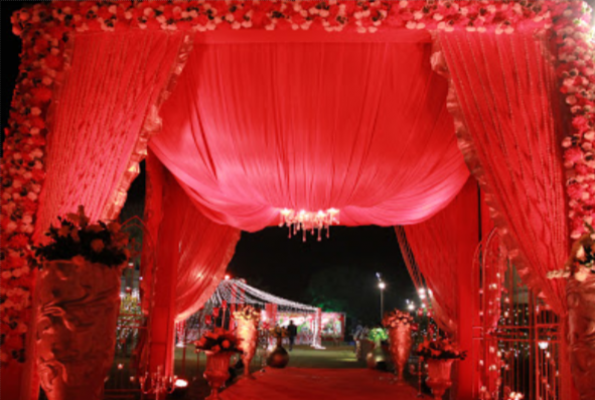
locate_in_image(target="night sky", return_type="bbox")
[2,1,420,326]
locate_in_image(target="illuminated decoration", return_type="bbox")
[139,365,176,400]
[278,208,340,241]
[174,378,188,388]
[195,279,321,348]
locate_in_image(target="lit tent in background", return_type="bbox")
[183,279,325,348]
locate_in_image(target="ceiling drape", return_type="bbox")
[150,40,469,231]
[437,31,569,315]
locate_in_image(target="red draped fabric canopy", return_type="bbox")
[150,39,469,231]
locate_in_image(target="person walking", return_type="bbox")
[287,320,298,351]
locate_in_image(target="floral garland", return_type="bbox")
[549,223,595,280]
[382,308,417,329]
[1,11,70,364]
[3,0,594,365]
[10,1,562,36]
[553,2,595,240]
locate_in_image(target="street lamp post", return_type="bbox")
[378,281,386,321]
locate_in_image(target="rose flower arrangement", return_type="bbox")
[233,305,261,321]
[548,224,595,282]
[416,337,466,360]
[382,309,418,330]
[195,327,241,354]
[269,326,289,339]
[34,206,129,268]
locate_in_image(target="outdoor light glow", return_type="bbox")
[175,378,189,388]
[538,341,549,350]
[407,303,415,311]
[378,282,386,290]
[224,274,230,280]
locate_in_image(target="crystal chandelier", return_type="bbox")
[278,208,340,241]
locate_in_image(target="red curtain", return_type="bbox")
[35,31,188,240]
[142,151,240,374]
[160,172,241,322]
[23,31,188,397]
[397,179,479,333]
[150,40,469,231]
[438,31,569,315]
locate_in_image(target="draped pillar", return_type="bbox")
[434,30,571,398]
[397,178,479,399]
[143,153,240,375]
[18,31,191,400]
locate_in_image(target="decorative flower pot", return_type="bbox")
[204,351,233,400]
[236,319,258,378]
[388,324,412,381]
[267,338,289,368]
[36,260,122,400]
[426,359,454,400]
[567,274,595,400]
[366,340,387,370]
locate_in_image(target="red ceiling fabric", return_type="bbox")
[157,166,241,322]
[35,31,187,239]
[150,40,469,231]
[438,31,569,315]
[397,178,479,334]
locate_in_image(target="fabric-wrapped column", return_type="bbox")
[435,30,571,398]
[19,30,190,400]
[142,154,240,375]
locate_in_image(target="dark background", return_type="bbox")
[1,1,429,328]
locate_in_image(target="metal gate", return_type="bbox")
[472,230,561,400]
[104,293,144,399]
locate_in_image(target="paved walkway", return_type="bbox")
[219,367,420,400]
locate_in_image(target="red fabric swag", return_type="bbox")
[150,40,469,231]
[439,31,569,314]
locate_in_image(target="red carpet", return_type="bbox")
[220,368,419,400]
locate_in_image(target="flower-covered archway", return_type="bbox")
[1,1,594,399]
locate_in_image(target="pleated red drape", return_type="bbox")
[150,40,469,231]
[24,31,188,398]
[438,31,569,315]
[397,178,479,333]
[142,151,240,374]
[161,174,241,322]
[35,31,188,239]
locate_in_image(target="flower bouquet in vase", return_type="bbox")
[548,224,595,400]
[383,309,417,381]
[33,206,129,400]
[416,337,466,400]
[366,327,388,370]
[195,328,242,400]
[232,305,260,378]
[266,326,289,368]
